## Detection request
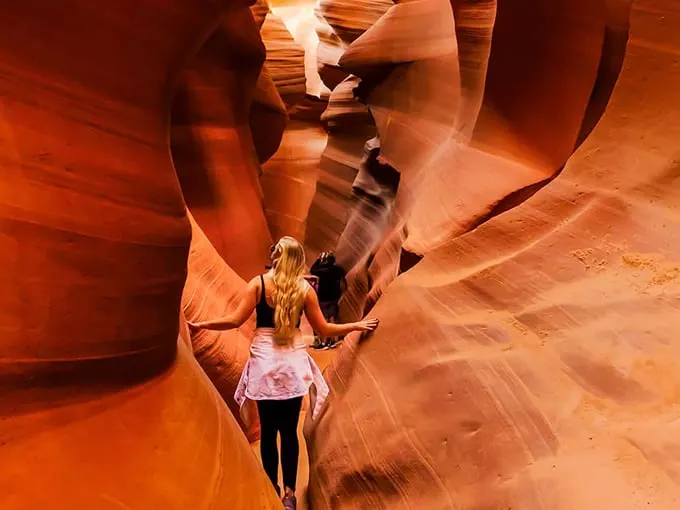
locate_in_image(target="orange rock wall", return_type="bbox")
[307,0,680,508]
[183,213,260,441]
[171,10,274,280]
[260,10,307,106]
[250,61,289,165]
[327,0,622,319]
[305,0,391,265]
[0,1,279,507]
[255,3,329,243]
[261,107,328,242]
[171,7,290,443]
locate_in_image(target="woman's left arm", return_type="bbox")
[189,277,260,332]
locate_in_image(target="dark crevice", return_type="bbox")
[398,248,424,275]
[575,2,632,148]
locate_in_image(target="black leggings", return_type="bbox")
[256,397,303,494]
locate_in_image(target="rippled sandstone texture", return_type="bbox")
[328,0,613,320]
[183,213,260,441]
[259,8,307,106]
[250,1,290,166]
[304,0,392,260]
[307,0,680,508]
[0,1,280,507]
[261,98,328,242]
[171,6,287,442]
[254,1,331,243]
[172,9,274,281]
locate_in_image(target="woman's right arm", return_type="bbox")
[303,286,378,338]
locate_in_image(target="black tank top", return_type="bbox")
[255,275,302,328]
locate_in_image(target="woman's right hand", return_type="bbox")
[355,318,379,332]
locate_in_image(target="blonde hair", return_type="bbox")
[270,236,306,341]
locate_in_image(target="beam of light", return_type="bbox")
[270,1,331,98]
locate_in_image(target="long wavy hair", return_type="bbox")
[270,236,306,341]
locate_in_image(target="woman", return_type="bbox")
[189,237,379,509]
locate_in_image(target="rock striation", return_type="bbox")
[307,0,680,508]
[171,9,274,280]
[0,1,280,507]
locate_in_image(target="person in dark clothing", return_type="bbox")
[309,252,346,349]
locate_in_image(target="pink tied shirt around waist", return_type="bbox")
[235,327,329,424]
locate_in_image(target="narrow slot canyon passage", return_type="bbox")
[2,0,680,509]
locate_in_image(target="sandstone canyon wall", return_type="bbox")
[308,0,410,321]
[323,0,620,321]
[305,0,393,264]
[171,6,288,441]
[307,0,680,508]
[0,1,280,507]
[3,0,680,508]
[261,98,328,243]
[182,213,261,441]
[171,9,274,280]
[256,1,330,243]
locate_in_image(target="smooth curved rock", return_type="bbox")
[333,135,401,321]
[250,0,289,164]
[183,213,259,441]
[251,0,270,28]
[308,0,397,318]
[304,77,374,256]
[269,0,331,99]
[341,0,607,252]
[261,97,328,242]
[0,0,280,508]
[250,64,289,164]
[315,0,393,89]
[253,1,330,243]
[329,0,614,320]
[171,9,273,280]
[260,11,307,106]
[307,0,680,508]
[305,0,390,260]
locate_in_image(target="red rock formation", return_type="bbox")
[347,0,607,250]
[0,0,279,507]
[171,8,293,446]
[308,0,680,508]
[171,9,273,280]
[249,1,290,166]
[250,65,289,164]
[332,135,402,321]
[260,98,328,242]
[183,213,260,441]
[255,2,331,243]
[260,11,307,106]
[251,0,270,28]
[304,77,376,258]
[330,0,615,320]
[315,0,394,79]
[305,0,391,260]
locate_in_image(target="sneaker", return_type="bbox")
[282,494,297,510]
